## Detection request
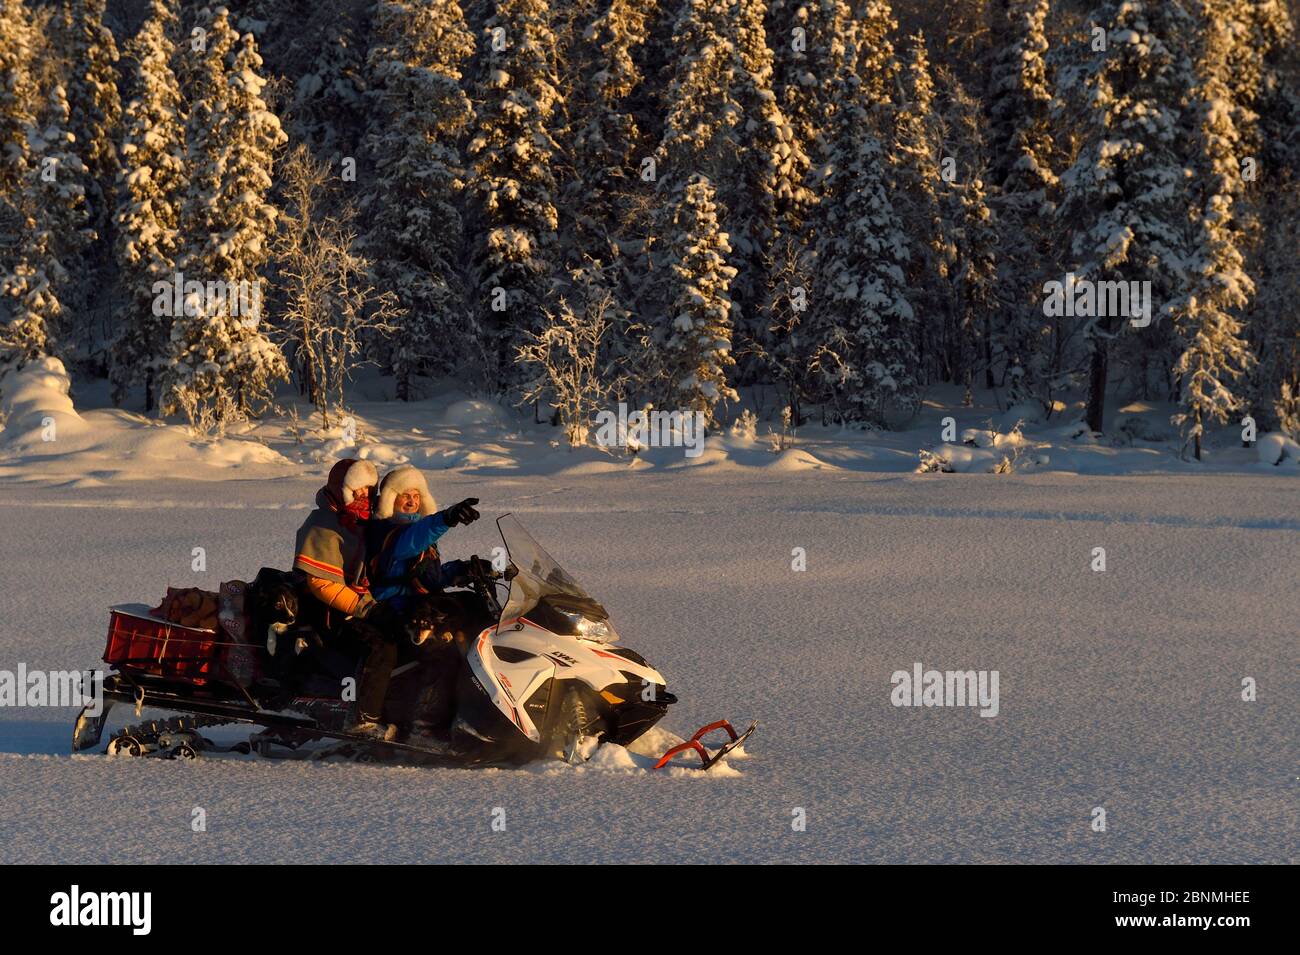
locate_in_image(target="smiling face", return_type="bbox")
[394,488,422,514]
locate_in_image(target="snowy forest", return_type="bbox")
[1,0,1297,460]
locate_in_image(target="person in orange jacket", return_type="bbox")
[291,458,395,739]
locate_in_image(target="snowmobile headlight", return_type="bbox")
[556,609,615,641]
[575,616,615,641]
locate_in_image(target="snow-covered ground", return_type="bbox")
[0,462,1295,863]
[0,364,1296,862]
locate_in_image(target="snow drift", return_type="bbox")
[0,358,292,484]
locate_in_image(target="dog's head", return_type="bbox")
[258,582,299,625]
[404,596,463,647]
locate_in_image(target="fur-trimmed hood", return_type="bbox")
[375,465,437,519]
[325,458,379,507]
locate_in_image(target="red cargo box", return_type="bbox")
[103,605,219,684]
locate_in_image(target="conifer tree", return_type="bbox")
[808,64,917,425]
[890,32,950,384]
[111,0,186,409]
[1058,0,1195,432]
[467,0,563,393]
[1170,2,1257,459]
[365,0,476,400]
[659,174,738,424]
[57,0,122,231]
[0,82,91,369]
[163,7,287,428]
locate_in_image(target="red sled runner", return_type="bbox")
[654,719,758,770]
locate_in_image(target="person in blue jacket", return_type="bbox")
[366,466,481,608]
[366,466,482,742]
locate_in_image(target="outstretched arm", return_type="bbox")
[388,513,451,562]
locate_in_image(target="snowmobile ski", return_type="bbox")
[654,719,757,770]
[249,725,502,768]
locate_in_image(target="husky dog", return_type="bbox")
[401,595,465,649]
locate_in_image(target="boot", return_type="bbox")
[343,714,398,741]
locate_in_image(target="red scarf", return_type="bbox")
[325,488,371,531]
[344,495,371,523]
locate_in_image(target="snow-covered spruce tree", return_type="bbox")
[654,0,741,190]
[163,8,287,430]
[0,0,37,206]
[889,32,951,386]
[1244,170,1300,434]
[548,0,660,414]
[55,0,122,234]
[1057,0,1195,433]
[645,0,742,406]
[1219,0,1293,162]
[0,83,92,369]
[985,0,1060,411]
[467,0,563,395]
[290,20,367,157]
[658,174,738,425]
[1169,4,1257,460]
[564,0,653,242]
[0,0,36,306]
[772,0,857,166]
[730,0,813,242]
[855,0,902,113]
[1230,0,1297,431]
[937,71,999,395]
[987,0,1057,197]
[110,0,186,410]
[726,0,812,378]
[807,66,917,426]
[364,0,475,401]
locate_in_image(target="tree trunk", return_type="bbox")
[304,358,319,411]
[1085,336,1109,433]
[983,313,995,389]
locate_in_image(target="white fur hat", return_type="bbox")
[375,465,437,519]
[330,458,379,505]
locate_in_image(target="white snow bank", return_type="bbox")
[0,357,92,445]
[441,399,510,428]
[1256,432,1300,467]
[762,447,839,471]
[920,443,1001,473]
[0,358,292,483]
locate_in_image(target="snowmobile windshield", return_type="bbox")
[496,514,616,640]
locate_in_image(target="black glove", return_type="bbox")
[442,498,480,527]
[446,559,476,588]
[354,597,395,632]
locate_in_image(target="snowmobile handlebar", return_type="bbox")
[467,555,505,618]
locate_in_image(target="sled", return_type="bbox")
[654,719,757,771]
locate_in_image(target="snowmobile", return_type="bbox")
[73,514,754,769]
